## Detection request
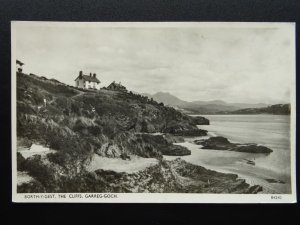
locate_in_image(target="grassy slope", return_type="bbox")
[17,72,205,158]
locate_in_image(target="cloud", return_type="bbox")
[15,23,294,104]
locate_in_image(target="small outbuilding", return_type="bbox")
[107,81,127,92]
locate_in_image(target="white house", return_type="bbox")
[74,71,101,90]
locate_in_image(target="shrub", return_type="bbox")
[23,155,56,187]
[55,96,68,109]
[88,126,102,136]
[47,151,70,166]
[71,103,80,115]
[102,123,117,139]
[73,119,86,133]
[30,88,45,105]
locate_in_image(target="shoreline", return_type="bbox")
[17,125,290,194]
[17,140,264,194]
[17,155,263,194]
[165,115,291,194]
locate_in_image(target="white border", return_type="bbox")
[12,22,17,200]
[11,22,297,203]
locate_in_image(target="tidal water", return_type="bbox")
[165,115,292,194]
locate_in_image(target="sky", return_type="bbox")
[14,22,295,104]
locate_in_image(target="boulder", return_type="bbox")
[196,136,273,154]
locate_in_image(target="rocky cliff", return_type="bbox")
[16,72,262,194]
[17,72,208,159]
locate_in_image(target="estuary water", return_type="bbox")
[165,115,292,194]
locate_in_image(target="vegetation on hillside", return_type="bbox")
[16,72,262,194]
[17,72,219,193]
[17,72,208,159]
[219,104,290,115]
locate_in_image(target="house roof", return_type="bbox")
[75,75,100,83]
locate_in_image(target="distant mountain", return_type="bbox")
[143,92,270,114]
[144,92,188,106]
[222,104,291,115]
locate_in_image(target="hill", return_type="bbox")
[16,72,262,194]
[222,104,291,115]
[143,92,269,114]
[149,92,188,106]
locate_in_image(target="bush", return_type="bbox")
[46,131,79,152]
[22,155,56,188]
[71,103,80,115]
[47,151,71,166]
[30,88,45,105]
[88,126,102,136]
[55,96,68,109]
[73,119,86,133]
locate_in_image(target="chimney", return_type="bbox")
[89,73,92,77]
[79,71,83,78]
[93,73,96,78]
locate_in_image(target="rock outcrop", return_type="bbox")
[17,157,263,194]
[194,136,273,153]
[133,134,191,156]
[190,116,210,125]
[194,136,235,150]
[163,134,184,144]
[160,145,191,156]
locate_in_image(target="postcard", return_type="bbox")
[11,22,296,203]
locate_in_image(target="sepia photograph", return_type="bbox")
[11,22,296,203]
